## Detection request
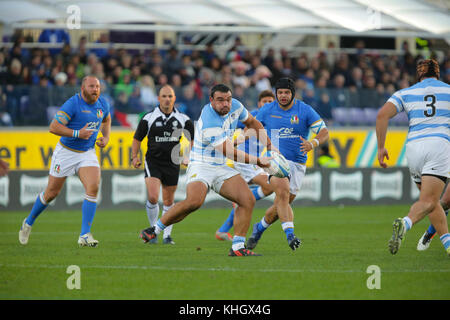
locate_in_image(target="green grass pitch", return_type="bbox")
[1,205,449,300]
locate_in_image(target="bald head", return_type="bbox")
[158,85,176,114]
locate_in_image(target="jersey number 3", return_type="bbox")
[423,95,436,117]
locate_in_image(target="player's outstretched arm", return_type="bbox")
[215,138,271,168]
[376,102,397,168]
[241,113,273,151]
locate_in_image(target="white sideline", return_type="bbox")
[0,263,449,273]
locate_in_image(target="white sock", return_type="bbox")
[146,201,159,227]
[162,204,174,238]
[261,217,270,229]
[232,236,246,251]
[402,216,412,231]
[281,221,294,231]
[256,186,265,199]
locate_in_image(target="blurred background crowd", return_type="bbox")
[1,29,449,127]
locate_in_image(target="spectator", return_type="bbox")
[91,33,110,59]
[232,61,250,88]
[316,92,333,126]
[163,46,183,79]
[115,73,134,98]
[50,72,71,107]
[0,86,12,126]
[302,88,317,107]
[27,75,50,125]
[178,84,202,120]
[252,65,272,92]
[38,26,70,55]
[128,86,146,113]
[329,74,349,108]
[138,75,158,109]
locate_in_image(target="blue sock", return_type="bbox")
[255,217,270,234]
[281,222,295,240]
[26,193,48,226]
[251,186,265,201]
[80,196,97,236]
[426,210,448,235]
[218,208,235,233]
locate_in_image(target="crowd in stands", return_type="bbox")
[1,29,449,127]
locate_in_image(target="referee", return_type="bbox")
[131,85,194,244]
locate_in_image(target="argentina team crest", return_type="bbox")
[290,115,299,124]
[96,109,103,119]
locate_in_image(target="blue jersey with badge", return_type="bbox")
[237,109,264,156]
[256,99,322,164]
[58,94,110,152]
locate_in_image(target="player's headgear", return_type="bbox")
[416,59,440,81]
[275,77,295,106]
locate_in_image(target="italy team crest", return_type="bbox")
[290,115,299,124]
[54,164,61,174]
[96,109,103,119]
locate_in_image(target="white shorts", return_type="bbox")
[186,162,240,193]
[233,162,268,183]
[49,142,99,178]
[287,160,307,195]
[406,138,450,183]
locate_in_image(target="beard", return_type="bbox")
[82,90,99,104]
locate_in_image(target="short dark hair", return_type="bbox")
[210,84,232,98]
[258,90,275,102]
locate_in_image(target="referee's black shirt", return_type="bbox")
[134,106,195,165]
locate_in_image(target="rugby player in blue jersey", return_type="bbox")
[215,90,275,241]
[19,76,111,247]
[140,84,273,256]
[246,78,329,251]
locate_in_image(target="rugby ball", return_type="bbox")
[264,151,290,178]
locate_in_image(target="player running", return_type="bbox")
[245,77,329,251]
[19,76,111,247]
[215,90,275,241]
[376,59,450,256]
[139,84,273,256]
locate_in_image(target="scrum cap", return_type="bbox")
[275,77,295,105]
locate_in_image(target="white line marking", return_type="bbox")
[1,263,449,273]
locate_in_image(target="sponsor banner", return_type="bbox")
[0,129,408,170]
[370,170,403,200]
[329,171,363,201]
[0,176,9,206]
[1,168,418,210]
[296,171,322,201]
[66,176,102,205]
[19,174,55,206]
[111,173,147,204]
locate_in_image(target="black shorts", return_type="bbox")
[144,158,180,186]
